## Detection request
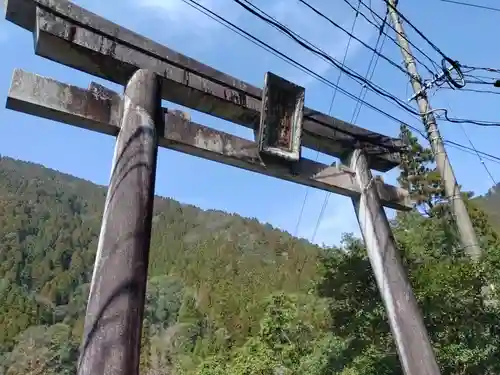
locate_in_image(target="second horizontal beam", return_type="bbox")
[6,68,412,211]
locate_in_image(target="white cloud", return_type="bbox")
[132,0,379,85]
[272,0,380,86]
[135,0,242,35]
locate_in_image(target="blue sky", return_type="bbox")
[0,0,499,247]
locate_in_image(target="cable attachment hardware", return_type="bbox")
[407,58,465,102]
[441,57,465,89]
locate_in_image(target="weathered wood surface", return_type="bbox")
[6,69,412,210]
[257,72,305,162]
[5,0,405,172]
[7,68,122,135]
[77,69,160,375]
[346,149,440,375]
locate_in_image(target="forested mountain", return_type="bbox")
[475,184,500,229]
[0,126,499,375]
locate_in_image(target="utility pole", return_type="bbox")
[386,0,482,262]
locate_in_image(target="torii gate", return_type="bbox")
[4,0,441,374]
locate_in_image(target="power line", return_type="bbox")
[310,0,365,244]
[298,0,500,126]
[239,0,413,78]
[397,117,500,166]
[293,0,500,127]
[240,0,498,182]
[440,87,500,95]
[464,78,499,85]
[388,0,482,261]
[295,0,363,240]
[462,65,500,74]
[437,109,500,127]
[384,0,450,60]
[311,15,390,244]
[459,124,497,184]
[230,0,421,239]
[444,140,500,164]
[441,97,497,184]
[186,0,500,231]
[463,74,495,84]
[180,0,420,141]
[196,0,500,128]
[181,0,500,161]
[383,0,500,97]
[352,20,390,124]
[439,0,500,13]
[340,0,440,77]
[231,0,427,118]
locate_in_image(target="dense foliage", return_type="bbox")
[0,126,499,375]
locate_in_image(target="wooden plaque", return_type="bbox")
[258,72,305,162]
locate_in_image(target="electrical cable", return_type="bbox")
[188,0,500,238]
[463,74,494,84]
[462,65,500,74]
[291,1,500,127]
[310,13,391,245]
[231,0,427,118]
[438,109,500,127]
[441,57,466,89]
[239,0,500,129]
[294,0,363,239]
[439,0,500,13]
[459,125,497,184]
[403,120,500,166]
[444,140,500,164]
[464,79,499,85]
[233,0,401,242]
[308,0,365,244]
[181,0,423,142]
[440,87,500,95]
[181,0,500,159]
[235,0,412,79]
[441,98,497,184]
[352,18,389,126]
[367,0,383,26]
[383,0,450,61]
[346,0,500,126]
[188,0,500,130]
[340,0,440,77]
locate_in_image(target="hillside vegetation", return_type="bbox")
[0,126,499,375]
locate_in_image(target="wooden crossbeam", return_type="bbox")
[6,69,412,210]
[5,0,405,172]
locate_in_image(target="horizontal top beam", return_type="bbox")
[6,68,412,211]
[5,0,406,172]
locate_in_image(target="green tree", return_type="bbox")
[2,324,79,375]
[398,124,444,216]
[195,292,345,375]
[2,154,500,375]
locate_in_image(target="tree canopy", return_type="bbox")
[0,127,499,375]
